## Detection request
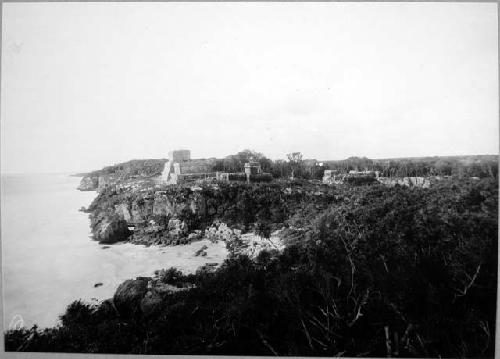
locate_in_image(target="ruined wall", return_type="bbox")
[161,157,217,184]
[175,159,216,174]
[377,177,431,188]
[244,162,262,175]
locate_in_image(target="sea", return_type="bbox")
[1,173,228,330]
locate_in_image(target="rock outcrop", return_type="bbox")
[205,222,241,242]
[112,276,194,318]
[113,278,149,317]
[77,176,99,191]
[92,216,131,244]
[377,176,431,188]
[115,203,132,222]
[167,218,188,238]
[84,177,320,248]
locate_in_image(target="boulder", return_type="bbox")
[113,278,149,317]
[94,217,131,244]
[194,245,209,257]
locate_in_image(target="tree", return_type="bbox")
[216,149,270,173]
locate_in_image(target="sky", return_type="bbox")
[1,2,498,174]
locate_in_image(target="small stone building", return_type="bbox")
[244,162,262,175]
[244,162,262,183]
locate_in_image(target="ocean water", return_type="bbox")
[1,174,228,329]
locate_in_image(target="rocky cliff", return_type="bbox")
[83,171,338,250]
[78,158,342,250]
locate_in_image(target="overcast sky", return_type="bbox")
[1,2,498,174]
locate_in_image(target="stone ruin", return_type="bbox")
[161,149,216,185]
[244,161,262,175]
[217,161,270,183]
[377,176,431,188]
[162,151,271,185]
[244,161,262,182]
[323,169,378,185]
[322,169,431,188]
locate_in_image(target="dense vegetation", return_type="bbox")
[77,150,497,183]
[84,159,168,178]
[213,150,498,180]
[345,155,498,178]
[6,178,497,357]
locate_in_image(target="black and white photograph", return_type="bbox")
[0,1,498,357]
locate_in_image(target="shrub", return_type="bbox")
[249,173,273,182]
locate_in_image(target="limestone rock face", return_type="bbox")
[113,278,149,316]
[165,199,181,217]
[77,176,98,191]
[152,196,169,216]
[94,217,131,244]
[115,203,132,222]
[205,222,239,242]
[130,205,144,223]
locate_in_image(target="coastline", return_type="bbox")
[1,174,231,329]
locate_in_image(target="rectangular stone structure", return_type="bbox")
[168,150,191,163]
[244,162,262,175]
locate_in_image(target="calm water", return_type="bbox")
[1,174,227,329]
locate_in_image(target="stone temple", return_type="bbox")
[161,150,216,185]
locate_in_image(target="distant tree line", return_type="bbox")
[322,156,498,178]
[213,149,323,180]
[86,159,168,178]
[214,150,498,180]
